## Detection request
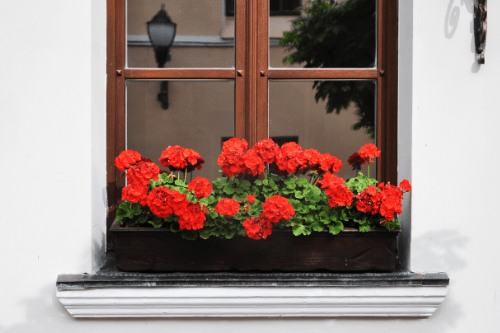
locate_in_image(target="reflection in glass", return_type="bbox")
[269,80,376,180]
[127,0,235,68]
[271,0,376,68]
[127,80,235,181]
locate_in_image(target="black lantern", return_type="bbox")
[147,4,177,109]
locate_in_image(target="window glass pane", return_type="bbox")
[127,80,235,181]
[270,0,376,68]
[127,0,235,68]
[269,80,376,180]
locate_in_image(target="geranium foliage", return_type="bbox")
[115,141,410,240]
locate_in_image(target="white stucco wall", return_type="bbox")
[1,0,499,332]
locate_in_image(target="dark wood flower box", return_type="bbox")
[111,220,399,272]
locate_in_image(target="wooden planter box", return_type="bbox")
[111,220,399,272]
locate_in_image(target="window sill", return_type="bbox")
[56,252,448,318]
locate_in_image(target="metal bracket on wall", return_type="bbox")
[474,0,487,64]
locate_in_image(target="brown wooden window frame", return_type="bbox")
[106,0,398,244]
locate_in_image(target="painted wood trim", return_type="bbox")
[57,286,447,318]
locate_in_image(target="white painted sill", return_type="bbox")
[56,253,448,318]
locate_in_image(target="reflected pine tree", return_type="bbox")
[280,0,376,137]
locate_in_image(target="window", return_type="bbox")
[107,0,398,245]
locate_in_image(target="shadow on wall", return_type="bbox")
[0,284,71,333]
[444,0,481,72]
[412,229,469,272]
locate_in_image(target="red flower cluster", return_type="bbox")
[319,153,343,173]
[115,150,141,171]
[262,195,295,223]
[241,151,265,176]
[146,186,207,230]
[318,173,353,208]
[116,151,161,205]
[356,185,381,214]
[177,203,206,230]
[243,216,273,240]
[242,195,294,240]
[146,187,189,219]
[127,160,160,185]
[249,138,280,164]
[247,194,256,203]
[159,145,205,172]
[347,152,366,171]
[356,180,411,221]
[297,149,343,174]
[187,177,213,199]
[217,138,269,177]
[217,138,248,177]
[275,142,306,173]
[399,179,412,192]
[121,182,149,206]
[377,183,404,221]
[358,143,381,163]
[215,198,241,217]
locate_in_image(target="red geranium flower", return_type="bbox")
[356,185,381,214]
[240,151,265,176]
[377,183,404,221]
[358,144,381,163]
[215,198,241,217]
[187,177,213,199]
[301,148,322,172]
[250,138,280,164]
[177,202,206,231]
[399,179,412,192]
[347,152,367,171]
[243,216,274,240]
[146,187,189,219]
[275,142,306,174]
[262,195,295,223]
[159,145,205,172]
[217,138,248,177]
[121,182,149,206]
[318,173,353,208]
[115,150,141,171]
[319,153,343,173]
[247,194,256,203]
[127,160,160,185]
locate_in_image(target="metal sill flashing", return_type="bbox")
[56,252,448,318]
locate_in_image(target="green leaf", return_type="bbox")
[148,217,163,228]
[174,179,187,187]
[136,215,148,224]
[285,178,296,189]
[345,173,378,193]
[359,224,373,232]
[293,224,312,236]
[223,184,235,195]
[297,178,309,187]
[295,190,305,199]
[319,210,330,223]
[207,195,217,204]
[328,221,344,235]
[240,180,251,190]
[186,193,196,202]
[311,221,325,232]
[198,229,212,239]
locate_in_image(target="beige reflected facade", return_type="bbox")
[126,0,375,181]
